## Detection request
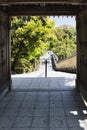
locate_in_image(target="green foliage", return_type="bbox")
[11,16,55,73]
[11,16,76,73]
[49,25,76,60]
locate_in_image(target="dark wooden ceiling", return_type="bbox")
[0,0,87,15]
[0,0,87,5]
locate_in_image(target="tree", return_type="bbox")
[49,25,76,60]
[11,16,76,73]
[11,16,55,73]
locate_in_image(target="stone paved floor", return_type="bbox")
[0,72,87,130]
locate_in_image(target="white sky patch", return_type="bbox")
[50,16,76,27]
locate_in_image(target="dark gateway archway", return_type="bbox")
[0,0,87,101]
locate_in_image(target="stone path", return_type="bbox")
[0,70,87,130]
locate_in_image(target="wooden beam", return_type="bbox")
[0,0,87,5]
[3,4,84,16]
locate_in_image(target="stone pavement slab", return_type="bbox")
[50,116,67,127]
[0,71,87,130]
[13,116,32,128]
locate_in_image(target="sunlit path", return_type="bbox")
[0,67,87,130]
[0,63,87,130]
[11,62,76,91]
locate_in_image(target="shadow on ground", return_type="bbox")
[0,73,87,130]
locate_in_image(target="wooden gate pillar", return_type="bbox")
[0,11,11,95]
[76,9,87,101]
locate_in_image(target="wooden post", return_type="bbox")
[76,9,87,101]
[45,60,47,77]
[0,11,11,93]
